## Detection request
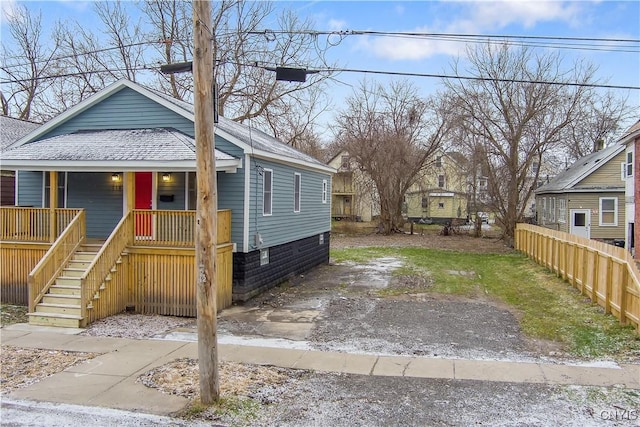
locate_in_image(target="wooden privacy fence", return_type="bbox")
[515,223,640,330]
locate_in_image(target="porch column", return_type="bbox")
[49,171,57,242]
[125,172,135,213]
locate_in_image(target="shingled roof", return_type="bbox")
[0,116,39,151]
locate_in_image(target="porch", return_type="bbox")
[1,207,233,327]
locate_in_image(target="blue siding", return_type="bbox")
[67,172,123,238]
[157,172,186,210]
[16,171,43,207]
[37,88,195,140]
[248,158,331,249]
[218,169,246,250]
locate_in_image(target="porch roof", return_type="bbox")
[0,128,241,172]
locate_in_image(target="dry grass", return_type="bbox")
[0,346,97,394]
[138,358,289,400]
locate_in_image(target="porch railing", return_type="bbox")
[80,211,134,325]
[132,209,231,246]
[515,223,640,330]
[1,207,83,242]
[27,210,86,312]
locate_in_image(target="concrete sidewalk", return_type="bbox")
[1,324,639,417]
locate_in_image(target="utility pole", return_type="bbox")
[192,0,219,403]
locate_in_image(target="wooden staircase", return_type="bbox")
[28,242,104,328]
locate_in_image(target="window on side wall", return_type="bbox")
[558,199,566,223]
[294,173,301,213]
[438,175,445,188]
[263,169,273,216]
[627,151,633,177]
[599,197,617,226]
[322,179,327,204]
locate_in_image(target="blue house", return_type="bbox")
[2,79,334,305]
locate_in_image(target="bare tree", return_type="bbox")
[444,43,626,243]
[1,5,59,120]
[139,0,337,138]
[563,90,634,160]
[335,80,452,234]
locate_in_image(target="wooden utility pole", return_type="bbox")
[192,0,219,403]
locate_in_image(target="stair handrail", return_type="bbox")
[79,211,133,321]
[27,210,86,313]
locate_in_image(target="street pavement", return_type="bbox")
[1,323,639,421]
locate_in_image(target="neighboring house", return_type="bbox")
[2,79,334,302]
[622,120,640,257]
[405,151,468,224]
[0,116,39,206]
[327,150,379,222]
[534,141,626,243]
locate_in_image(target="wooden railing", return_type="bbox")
[515,223,640,330]
[132,209,232,246]
[80,212,134,325]
[27,210,86,312]
[1,207,82,242]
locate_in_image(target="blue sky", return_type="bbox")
[2,0,639,135]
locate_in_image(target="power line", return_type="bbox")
[249,29,640,53]
[3,62,638,91]
[245,62,640,91]
[249,29,640,44]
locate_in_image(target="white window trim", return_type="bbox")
[43,171,68,208]
[322,179,328,204]
[294,172,301,213]
[263,168,273,216]
[599,197,618,227]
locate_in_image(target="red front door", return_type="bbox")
[135,172,153,237]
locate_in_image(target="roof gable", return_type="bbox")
[535,143,625,193]
[9,79,333,173]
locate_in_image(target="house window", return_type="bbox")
[438,202,444,209]
[627,151,633,177]
[43,172,67,208]
[421,197,428,208]
[263,169,273,216]
[435,156,442,167]
[541,197,547,224]
[549,197,556,223]
[558,199,566,223]
[340,155,350,171]
[438,175,445,188]
[322,179,327,204]
[294,172,301,213]
[599,197,618,226]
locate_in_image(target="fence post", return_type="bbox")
[605,256,613,314]
[591,253,600,304]
[620,267,628,325]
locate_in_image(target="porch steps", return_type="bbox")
[28,243,101,328]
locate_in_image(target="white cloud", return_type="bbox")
[471,0,580,29]
[361,1,585,61]
[395,4,406,15]
[328,18,348,31]
[1,0,19,24]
